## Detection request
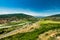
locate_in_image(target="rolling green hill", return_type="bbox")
[43,14,60,21]
[0,13,39,24]
[0,13,33,19]
[49,14,60,17]
[0,14,60,40]
[0,13,39,35]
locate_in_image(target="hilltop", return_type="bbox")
[43,14,60,21]
[0,13,39,24]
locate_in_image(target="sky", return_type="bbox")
[0,0,60,16]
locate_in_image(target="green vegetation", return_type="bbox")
[1,20,60,40]
[0,13,39,23]
[43,14,60,21]
[0,21,32,34]
[0,13,38,34]
[0,14,60,40]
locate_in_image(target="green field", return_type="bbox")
[1,20,60,40]
[0,20,32,35]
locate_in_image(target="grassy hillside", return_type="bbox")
[1,20,60,40]
[43,14,60,21]
[0,13,39,24]
[0,13,33,18]
[0,13,39,35]
[0,14,60,40]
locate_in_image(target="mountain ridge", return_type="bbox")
[44,14,60,21]
[0,13,38,24]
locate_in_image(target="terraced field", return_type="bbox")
[0,20,60,40]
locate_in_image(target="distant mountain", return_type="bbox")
[44,14,60,21]
[0,13,39,24]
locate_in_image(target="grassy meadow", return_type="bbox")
[1,20,60,40]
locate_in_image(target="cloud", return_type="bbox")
[0,7,60,16]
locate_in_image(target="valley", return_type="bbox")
[0,14,60,40]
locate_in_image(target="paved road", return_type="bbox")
[0,21,40,39]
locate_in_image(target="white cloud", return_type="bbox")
[0,7,60,16]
